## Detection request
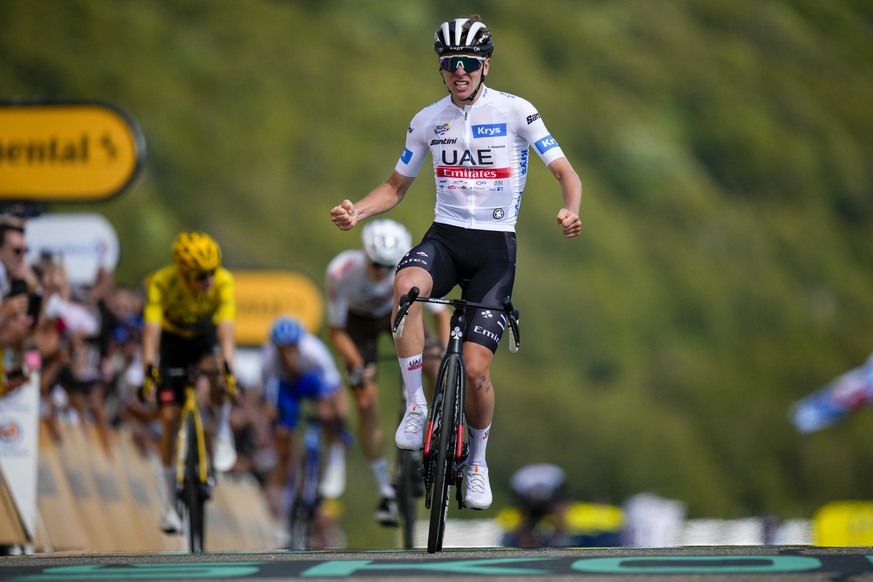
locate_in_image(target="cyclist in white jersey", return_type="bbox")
[330,15,582,511]
[325,219,449,525]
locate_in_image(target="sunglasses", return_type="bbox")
[194,269,216,281]
[439,55,486,73]
[371,262,395,271]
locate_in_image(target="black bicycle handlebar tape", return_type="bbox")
[392,286,421,339]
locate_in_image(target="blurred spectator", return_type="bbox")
[0,223,39,295]
[0,280,39,398]
[37,259,114,458]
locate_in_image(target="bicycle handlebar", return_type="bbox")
[392,286,520,353]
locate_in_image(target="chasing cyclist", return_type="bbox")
[141,231,239,534]
[325,218,449,525]
[330,16,582,510]
[260,315,350,520]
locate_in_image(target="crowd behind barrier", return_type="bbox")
[0,211,285,554]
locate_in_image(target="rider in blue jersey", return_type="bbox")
[331,15,582,510]
[260,316,349,518]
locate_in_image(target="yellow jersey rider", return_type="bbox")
[141,231,239,535]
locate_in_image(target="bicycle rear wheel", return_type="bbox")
[395,448,420,549]
[182,413,206,553]
[427,355,461,554]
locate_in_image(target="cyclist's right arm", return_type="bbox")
[141,274,164,400]
[141,320,162,400]
[331,171,416,230]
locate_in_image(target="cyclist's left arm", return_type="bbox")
[548,157,582,239]
[213,270,238,393]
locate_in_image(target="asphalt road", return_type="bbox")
[1,546,871,581]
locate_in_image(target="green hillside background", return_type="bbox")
[4,0,873,546]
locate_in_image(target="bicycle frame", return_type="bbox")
[393,286,519,553]
[287,415,322,550]
[171,368,211,553]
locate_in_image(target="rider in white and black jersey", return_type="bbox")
[399,84,566,231]
[331,15,582,511]
[325,219,449,526]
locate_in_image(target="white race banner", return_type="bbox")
[0,372,40,540]
[25,213,120,286]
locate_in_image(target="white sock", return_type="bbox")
[163,466,176,508]
[370,458,395,498]
[467,424,491,467]
[328,442,345,467]
[218,401,233,438]
[399,354,426,408]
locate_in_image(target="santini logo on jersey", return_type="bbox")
[535,135,559,154]
[436,166,512,179]
[472,123,507,138]
[400,148,413,164]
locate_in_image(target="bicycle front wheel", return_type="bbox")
[182,413,206,553]
[427,354,461,553]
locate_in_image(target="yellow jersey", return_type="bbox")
[144,264,236,338]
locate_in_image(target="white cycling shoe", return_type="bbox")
[319,456,346,499]
[160,505,182,534]
[464,465,492,510]
[395,404,427,450]
[213,431,237,473]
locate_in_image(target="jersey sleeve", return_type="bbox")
[393,108,432,178]
[143,268,167,325]
[212,269,236,324]
[299,335,342,393]
[514,98,566,166]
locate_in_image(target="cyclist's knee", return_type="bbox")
[394,267,432,297]
[353,383,378,410]
[464,348,493,391]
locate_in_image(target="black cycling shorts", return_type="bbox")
[397,222,516,353]
[157,328,218,407]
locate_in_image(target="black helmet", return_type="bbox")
[434,17,494,58]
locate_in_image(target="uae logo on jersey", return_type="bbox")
[493,208,505,220]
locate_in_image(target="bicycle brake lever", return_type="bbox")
[502,298,520,353]
[392,286,421,339]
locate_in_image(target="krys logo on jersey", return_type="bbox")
[436,124,510,180]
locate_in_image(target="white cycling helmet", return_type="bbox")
[361,219,412,268]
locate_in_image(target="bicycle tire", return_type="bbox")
[288,420,321,550]
[395,448,419,549]
[427,354,461,553]
[287,500,311,550]
[183,412,206,553]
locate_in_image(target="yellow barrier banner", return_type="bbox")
[232,270,324,346]
[814,500,873,546]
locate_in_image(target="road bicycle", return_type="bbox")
[393,286,520,553]
[286,414,323,550]
[167,366,216,553]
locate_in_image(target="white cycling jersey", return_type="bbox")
[260,333,341,405]
[326,249,444,328]
[395,85,567,232]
